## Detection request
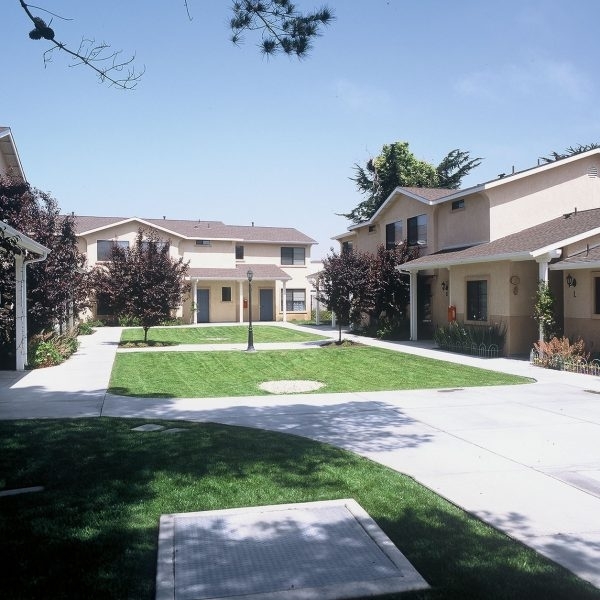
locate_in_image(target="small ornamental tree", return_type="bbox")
[94,229,189,341]
[0,178,89,365]
[316,248,374,342]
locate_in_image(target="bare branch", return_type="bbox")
[19,0,143,89]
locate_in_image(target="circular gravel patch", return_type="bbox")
[259,380,325,394]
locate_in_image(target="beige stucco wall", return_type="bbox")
[436,193,490,249]
[446,260,539,355]
[488,155,600,240]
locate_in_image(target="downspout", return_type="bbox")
[15,250,48,371]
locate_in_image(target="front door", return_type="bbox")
[259,289,273,321]
[196,289,210,323]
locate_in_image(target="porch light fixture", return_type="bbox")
[566,273,577,297]
[441,281,448,296]
[246,269,255,352]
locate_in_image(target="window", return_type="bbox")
[452,199,465,211]
[235,245,244,260]
[281,289,306,312]
[467,280,488,321]
[281,247,305,265]
[368,225,376,233]
[342,241,353,253]
[195,239,211,246]
[385,221,403,249]
[140,241,169,253]
[221,286,232,302]
[97,240,129,261]
[407,214,427,246]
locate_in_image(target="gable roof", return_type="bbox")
[404,208,600,270]
[73,215,316,245]
[346,148,600,232]
[0,127,26,182]
[188,263,292,281]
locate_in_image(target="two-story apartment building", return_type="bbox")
[334,149,600,356]
[74,216,317,324]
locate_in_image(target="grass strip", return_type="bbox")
[120,325,327,345]
[109,346,532,398]
[0,418,596,600]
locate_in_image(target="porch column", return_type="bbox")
[238,280,244,323]
[15,255,27,371]
[282,281,287,323]
[409,270,418,341]
[192,280,198,324]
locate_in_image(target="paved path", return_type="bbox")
[1,323,600,589]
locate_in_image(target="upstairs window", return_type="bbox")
[97,240,129,261]
[281,246,305,265]
[235,245,244,260]
[195,239,211,246]
[452,199,465,211]
[385,221,403,249]
[467,280,488,321]
[342,241,353,254]
[407,215,427,246]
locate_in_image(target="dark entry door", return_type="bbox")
[259,289,273,321]
[196,289,210,323]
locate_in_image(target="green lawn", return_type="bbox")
[109,345,532,397]
[0,418,597,600]
[120,325,327,345]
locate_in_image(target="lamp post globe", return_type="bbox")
[246,269,255,352]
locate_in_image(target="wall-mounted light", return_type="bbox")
[566,273,577,297]
[510,275,520,295]
[441,281,449,296]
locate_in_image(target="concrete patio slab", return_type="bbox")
[156,499,429,600]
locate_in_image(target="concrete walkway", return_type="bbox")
[1,323,600,589]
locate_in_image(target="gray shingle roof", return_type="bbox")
[188,264,292,281]
[73,215,316,244]
[405,208,600,269]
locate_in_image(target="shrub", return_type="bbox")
[77,322,94,335]
[434,321,506,356]
[118,315,141,327]
[532,336,588,369]
[29,330,80,368]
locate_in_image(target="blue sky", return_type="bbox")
[2,1,599,258]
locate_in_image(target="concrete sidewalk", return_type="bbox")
[1,323,600,589]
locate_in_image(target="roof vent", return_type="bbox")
[588,166,598,178]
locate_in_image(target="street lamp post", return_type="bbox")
[246,269,255,352]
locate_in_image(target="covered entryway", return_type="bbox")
[196,289,210,323]
[259,289,273,321]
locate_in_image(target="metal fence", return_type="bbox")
[530,349,600,376]
[442,343,500,359]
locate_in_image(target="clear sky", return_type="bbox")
[2,1,599,258]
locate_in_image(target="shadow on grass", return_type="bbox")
[0,418,598,600]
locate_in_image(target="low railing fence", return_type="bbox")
[530,349,600,376]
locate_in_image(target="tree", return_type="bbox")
[540,143,600,164]
[316,248,374,342]
[342,141,482,224]
[18,1,334,89]
[93,228,189,341]
[0,177,89,365]
[370,242,419,337]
